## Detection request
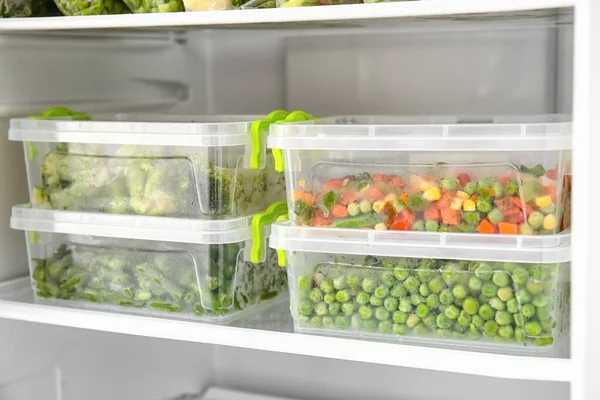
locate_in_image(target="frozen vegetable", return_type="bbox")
[183,0,231,10]
[31,242,287,318]
[291,166,569,235]
[53,0,129,15]
[1,0,57,17]
[123,0,183,13]
[32,143,285,218]
[293,256,564,347]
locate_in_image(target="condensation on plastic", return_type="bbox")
[269,115,571,236]
[11,114,286,219]
[123,0,183,12]
[183,0,230,11]
[270,221,571,263]
[285,250,569,355]
[53,0,128,14]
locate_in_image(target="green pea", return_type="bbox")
[384,296,399,312]
[375,306,390,321]
[362,277,377,293]
[532,295,550,308]
[481,281,498,298]
[393,323,409,335]
[513,313,525,327]
[498,325,514,339]
[378,320,393,334]
[462,297,480,315]
[528,211,544,229]
[335,289,351,303]
[445,305,460,319]
[416,303,430,318]
[309,288,323,303]
[479,304,495,320]
[374,285,389,299]
[488,208,504,225]
[492,271,511,287]
[411,293,425,306]
[439,288,454,306]
[428,277,445,294]
[406,314,421,328]
[350,314,362,329]
[475,263,493,280]
[452,284,468,299]
[394,267,410,281]
[464,181,478,195]
[369,296,383,307]
[457,310,471,327]
[425,220,439,232]
[515,327,526,342]
[495,310,512,326]
[419,283,431,297]
[462,211,481,225]
[524,320,542,336]
[298,300,314,316]
[512,267,529,285]
[413,220,426,231]
[324,293,336,304]
[497,287,514,302]
[516,289,533,304]
[537,305,552,321]
[390,284,408,298]
[399,298,413,313]
[489,297,506,311]
[320,279,334,294]
[347,273,361,288]
[298,274,311,289]
[381,271,396,287]
[468,276,483,292]
[436,313,453,329]
[333,276,347,290]
[522,303,536,318]
[393,310,408,324]
[358,305,373,320]
[507,298,520,313]
[535,336,554,346]
[414,323,429,336]
[363,319,378,332]
[471,314,484,328]
[356,291,370,305]
[483,320,499,336]
[310,316,322,327]
[403,276,420,293]
[341,303,355,316]
[442,177,458,191]
[322,316,334,328]
[314,302,328,316]
[335,316,349,330]
[426,294,440,309]
[476,200,491,213]
[329,302,340,315]
[422,313,437,329]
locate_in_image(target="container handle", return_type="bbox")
[250,110,291,170]
[250,201,288,264]
[275,214,288,268]
[29,106,91,120]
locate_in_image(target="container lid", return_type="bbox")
[11,205,255,245]
[9,114,260,147]
[269,221,571,264]
[268,115,572,152]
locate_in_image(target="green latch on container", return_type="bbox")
[275,214,288,268]
[29,106,91,120]
[250,201,288,264]
[250,109,313,171]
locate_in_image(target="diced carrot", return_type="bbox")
[310,210,332,227]
[364,186,385,201]
[373,173,389,183]
[400,209,416,224]
[477,219,495,234]
[457,173,471,186]
[292,190,315,206]
[331,204,348,219]
[435,196,450,209]
[441,209,460,225]
[322,179,344,193]
[400,193,409,203]
[389,176,406,189]
[498,222,518,235]
[543,185,557,204]
[339,188,359,206]
[424,206,441,221]
[546,168,558,180]
[511,197,534,215]
[499,174,514,185]
[390,218,411,231]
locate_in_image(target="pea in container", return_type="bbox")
[270,221,570,355]
[268,115,572,237]
[10,203,288,323]
[10,110,299,219]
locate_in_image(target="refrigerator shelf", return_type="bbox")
[0,276,571,383]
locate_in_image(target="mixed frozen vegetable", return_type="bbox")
[53,0,128,15]
[294,256,564,346]
[32,241,287,317]
[123,0,183,13]
[292,165,570,235]
[31,143,285,218]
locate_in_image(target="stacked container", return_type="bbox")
[267,115,572,355]
[9,108,303,322]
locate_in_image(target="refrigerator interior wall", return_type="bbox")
[0,9,573,400]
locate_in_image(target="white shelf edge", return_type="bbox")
[0,0,575,32]
[0,277,571,383]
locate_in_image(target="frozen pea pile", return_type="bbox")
[294,256,560,346]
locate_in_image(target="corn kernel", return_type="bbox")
[342,178,350,187]
[410,174,423,189]
[463,200,476,212]
[543,214,557,230]
[384,193,398,203]
[373,200,386,213]
[360,184,371,193]
[298,179,305,188]
[419,180,436,192]
[456,191,470,201]
[423,187,441,202]
[535,195,552,208]
[374,223,387,231]
[450,197,463,211]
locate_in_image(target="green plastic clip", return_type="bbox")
[275,214,288,267]
[29,106,91,121]
[250,201,288,264]
[250,110,291,170]
[272,110,314,173]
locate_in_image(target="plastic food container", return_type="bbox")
[268,115,572,236]
[123,0,183,13]
[271,222,570,354]
[53,0,129,14]
[276,0,358,7]
[11,113,286,219]
[183,0,231,11]
[11,204,288,323]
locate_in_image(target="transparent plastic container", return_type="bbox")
[53,0,129,14]
[183,0,231,11]
[123,0,184,13]
[11,114,285,220]
[271,221,570,354]
[268,115,572,236]
[11,205,287,323]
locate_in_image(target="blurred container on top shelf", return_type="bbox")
[268,115,572,237]
[10,108,286,220]
[277,0,412,8]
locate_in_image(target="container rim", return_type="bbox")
[9,114,261,147]
[269,221,571,263]
[11,205,254,245]
[268,114,572,151]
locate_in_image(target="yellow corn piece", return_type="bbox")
[456,191,470,201]
[360,184,371,193]
[373,200,386,213]
[298,179,305,188]
[463,199,476,212]
[423,187,441,202]
[543,214,557,230]
[535,195,552,208]
[384,193,398,203]
[419,180,436,192]
[450,197,463,211]
[374,223,387,231]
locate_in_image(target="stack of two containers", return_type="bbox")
[8,108,314,323]
[268,115,572,355]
